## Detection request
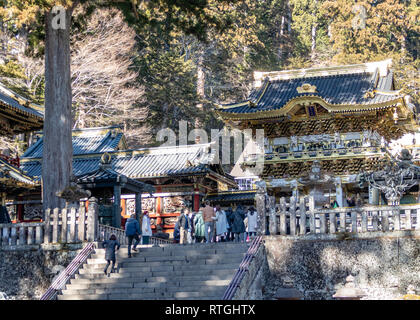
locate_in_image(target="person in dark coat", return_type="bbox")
[231,205,246,242]
[173,221,180,243]
[225,207,234,241]
[0,206,11,224]
[102,234,120,275]
[125,214,141,258]
[177,208,192,245]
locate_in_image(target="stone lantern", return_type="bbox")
[333,275,366,300]
[274,276,303,300]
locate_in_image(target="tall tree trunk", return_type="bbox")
[195,46,205,142]
[42,8,73,210]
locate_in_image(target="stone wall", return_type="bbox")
[0,243,84,300]
[263,231,420,300]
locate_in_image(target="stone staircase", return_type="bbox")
[57,242,248,300]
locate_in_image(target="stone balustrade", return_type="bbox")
[0,198,99,249]
[267,197,420,236]
[0,222,44,247]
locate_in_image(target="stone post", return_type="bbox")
[255,182,267,236]
[279,197,287,235]
[87,197,99,242]
[289,196,297,235]
[268,196,277,235]
[299,197,307,235]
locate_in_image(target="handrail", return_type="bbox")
[40,242,96,300]
[222,236,264,300]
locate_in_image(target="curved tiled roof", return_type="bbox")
[20,143,218,182]
[77,165,155,193]
[218,71,401,115]
[0,158,38,186]
[22,126,124,158]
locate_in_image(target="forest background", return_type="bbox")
[0,0,418,154]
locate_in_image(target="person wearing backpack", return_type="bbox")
[125,214,141,258]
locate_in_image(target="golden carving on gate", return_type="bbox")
[297,83,317,94]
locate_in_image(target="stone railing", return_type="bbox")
[0,222,44,247]
[99,224,128,245]
[0,198,99,249]
[99,224,173,245]
[43,199,99,244]
[267,197,420,236]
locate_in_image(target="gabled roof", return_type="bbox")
[0,157,38,188]
[20,143,235,186]
[216,59,407,120]
[77,162,155,193]
[0,82,44,134]
[23,126,126,158]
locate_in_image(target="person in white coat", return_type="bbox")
[246,207,258,241]
[215,204,228,242]
[142,211,153,244]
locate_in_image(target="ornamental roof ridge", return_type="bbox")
[253,59,392,87]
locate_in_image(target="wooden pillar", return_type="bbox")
[193,186,200,212]
[113,185,121,228]
[156,186,162,228]
[17,197,24,222]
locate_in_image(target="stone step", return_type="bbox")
[145,273,235,283]
[74,272,234,283]
[149,268,238,278]
[120,256,243,268]
[173,263,240,272]
[70,278,231,288]
[59,290,225,300]
[86,253,244,267]
[65,281,228,293]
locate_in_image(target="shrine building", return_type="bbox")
[16,126,236,236]
[216,59,419,207]
[0,83,43,219]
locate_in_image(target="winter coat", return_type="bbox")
[202,205,216,222]
[194,212,205,237]
[177,213,192,230]
[225,208,234,230]
[173,221,180,242]
[142,215,153,236]
[125,218,141,236]
[102,239,120,261]
[0,206,11,224]
[215,210,228,235]
[231,208,246,233]
[247,210,258,233]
